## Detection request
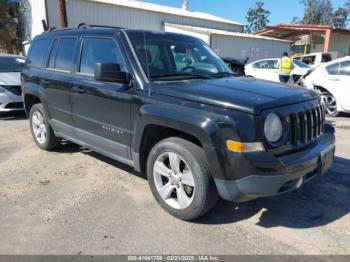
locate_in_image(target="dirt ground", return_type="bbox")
[0,112,349,255]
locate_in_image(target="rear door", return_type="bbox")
[323,60,350,111]
[71,35,133,163]
[41,37,78,139]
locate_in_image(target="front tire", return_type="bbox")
[29,103,60,150]
[147,137,218,220]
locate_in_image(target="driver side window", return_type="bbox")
[79,38,127,75]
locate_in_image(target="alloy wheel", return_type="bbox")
[153,152,195,209]
[322,92,338,116]
[32,111,47,144]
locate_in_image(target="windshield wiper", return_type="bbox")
[150,72,213,80]
[211,72,236,78]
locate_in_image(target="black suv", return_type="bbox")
[22,26,335,220]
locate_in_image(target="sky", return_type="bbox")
[142,0,348,25]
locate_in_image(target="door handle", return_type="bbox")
[72,86,86,94]
[329,78,340,81]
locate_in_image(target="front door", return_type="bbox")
[71,36,133,162]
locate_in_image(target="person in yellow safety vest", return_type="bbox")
[276,52,294,83]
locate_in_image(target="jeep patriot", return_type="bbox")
[22,26,335,220]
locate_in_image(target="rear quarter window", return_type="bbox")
[27,38,50,68]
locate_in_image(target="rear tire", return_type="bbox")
[29,103,60,150]
[147,137,218,220]
[321,90,339,117]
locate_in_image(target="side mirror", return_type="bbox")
[94,63,132,84]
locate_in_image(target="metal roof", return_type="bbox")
[83,0,243,26]
[164,23,292,42]
[254,23,341,38]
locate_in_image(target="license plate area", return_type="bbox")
[318,144,335,175]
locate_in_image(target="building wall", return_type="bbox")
[329,32,350,59]
[46,0,242,32]
[211,34,290,62]
[310,32,350,59]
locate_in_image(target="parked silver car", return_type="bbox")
[0,54,25,112]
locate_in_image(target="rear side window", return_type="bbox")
[79,38,127,75]
[322,54,332,62]
[302,56,315,65]
[339,61,350,76]
[326,63,339,75]
[28,38,50,67]
[253,60,277,69]
[47,38,77,71]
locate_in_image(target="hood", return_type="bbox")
[0,72,21,86]
[151,77,319,114]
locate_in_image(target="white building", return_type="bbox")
[21,0,291,61]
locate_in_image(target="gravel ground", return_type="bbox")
[0,112,349,255]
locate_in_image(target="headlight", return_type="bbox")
[0,86,6,93]
[264,113,283,143]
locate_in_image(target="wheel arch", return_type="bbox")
[132,104,227,179]
[23,83,48,116]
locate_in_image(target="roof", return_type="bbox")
[38,27,206,40]
[84,0,243,27]
[255,23,350,38]
[294,52,331,56]
[164,23,291,43]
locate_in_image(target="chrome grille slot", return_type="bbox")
[288,105,324,146]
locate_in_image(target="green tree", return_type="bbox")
[245,1,271,33]
[299,0,333,25]
[332,7,349,28]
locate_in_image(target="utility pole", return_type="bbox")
[59,0,68,27]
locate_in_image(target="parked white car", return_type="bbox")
[301,56,350,116]
[0,54,25,113]
[293,52,332,67]
[245,58,310,83]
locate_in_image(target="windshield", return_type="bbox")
[293,59,310,68]
[127,32,232,81]
[0,57,24,72]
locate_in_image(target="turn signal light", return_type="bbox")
[226,140,264,153]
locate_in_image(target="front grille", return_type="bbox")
[288,104,325,146]
[3,85,22,96]
[5,102,24,109]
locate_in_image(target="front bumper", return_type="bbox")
[0,92,24,112]
[214,126,335,202]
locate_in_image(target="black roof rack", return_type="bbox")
[77,23,125,29]
[46,26,77,33]
[44,23,124,33]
